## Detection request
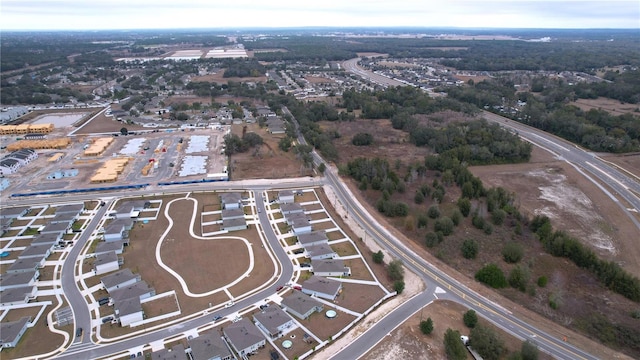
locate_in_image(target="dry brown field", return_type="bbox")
[191,70,268,84]
[570,97,639,116]
[304,75,334,84]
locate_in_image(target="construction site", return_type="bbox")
[0,110,230,197]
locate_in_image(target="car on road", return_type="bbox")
[300,263,311,268]
[213,315,222,321]
[276,285,283,291]
[102,316,113,324]
[293,285,302,291]
[259,304,269,310]
[76,328,83,337]
[224,301,234,308]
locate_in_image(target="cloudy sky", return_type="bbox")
[1,0,638,30]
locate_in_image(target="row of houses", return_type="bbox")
[100,269,155,327]
[0,203,85,308]
[0,148,38,175]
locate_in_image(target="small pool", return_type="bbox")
[0,251,10,258]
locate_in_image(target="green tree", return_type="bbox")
[434,216,454,236]
[475,263,507,288]
[120,127,128,135]
[420,318,434,335]
[508,266,529,292]
[278,137,292,152]
[352,132,374,146]
[521,341,539,360]
[457,197,472,217]
[451,209,463,226]
[491,208,506,225]
[317,162,326,174]
[444,328,467,360]
[463,309,478,328]
[428,205,441,219]
[394,280,405,294]
[537,276,548,287]
[461,239,479,259]
[502,242,524,263]
[372,250,384,264]
[470,325,505,360]
[387,260,405,281]
[425,232,439,248]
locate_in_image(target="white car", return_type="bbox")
[224,301,235,308]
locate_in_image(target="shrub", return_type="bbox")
[428,205,441,219]
[451,209,463,226]
[388,260,404,281]
[472,214,485,229]
[434,216,455,236]
[537,276,548,287]
[483,223,494,235]
[394,280,405,294]
[521,341,539,360]
[417,213,428,228]
[470,325,505,360]
[502,242,524,263]
[463,309,478,328]
[444,328,467,360]
[461,239,479,259]
[372,250,384,264]
[475,263,507,288]
[420,318,434,335]
[352,132,374,146]
[508,266,529,292]
[491,208,506,225]
[457,197,472,217]
[425,232,439,248]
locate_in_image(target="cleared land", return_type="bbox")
[570,97,639,116]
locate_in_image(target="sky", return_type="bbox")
[1,0,639,31]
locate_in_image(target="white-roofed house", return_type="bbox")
[278,190,295,204]
[311,259,351,277]
[301,275,343,301]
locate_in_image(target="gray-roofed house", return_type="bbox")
[280,202,303,215]
[7,258,43,273]
[115,296,143,327]
[223,318,266,357]
[281,290,324,320]
[103,218,134,242]
[278,190,295,204]
[253,306,295,339]
[109,280,155,303]
[0,317,31,349]
[301,275,343,300]
[291,217,312,235]
[304,243,336,260]
[220,193,242,210]
[0,286,37,307]
[297,231,328,247]
[188,333,232,360]
[311,259,351,277]
[94,251,121,275]
[39,221,71,235]
[221,208,244,220]
[1,217,13,236]
[101,268,140,293]
[55,203,84,214]
[18,243,54,259]
[114,200,147,219]
[221,217,247,232]
[95,239,126,256]
[50,211,79,225]
[0,270,39,291]
[151,344,186,360]
[0,206,29,220]
[31,232,63,245]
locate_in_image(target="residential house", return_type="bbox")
[94,251,121,275]
[152,344,186,360]
[50,211,79,225]
[281,290,324,320]
[0,317,31,349]
[280,203,303,215]
[39,221,71,235]
[291,218,312,235]
[0,158,20,175]
[55,203,84,214]
[278,190,295,204]
[188,333,232,360]
[115,297,143,327]
[311,259,351,277]
[0,206,29,220]
[297,231,328,247]
[0,218,13,236]
[221,208,245,220]
[221,218,247,232]
[18,243,54,259]
[253,306,295,339]
[101,268,140,293]
[113,200,147,219]
[0,286,37,307]
[95,240,126,256]
[109,280,155,303]
[220,193,242,210]
[301,276,343,300]
[0,270,39,291]
[223,318,266,357]
[31,232,63,245]
[304,243,336,260]
[7,258,43,273]
[103,218,134,242]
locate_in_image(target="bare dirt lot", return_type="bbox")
[191,70,268,84]
[228,122,307,179]
[470,146,640,277]
[570,97,640,116]
[73,112,146,134]
[363,300,553,360]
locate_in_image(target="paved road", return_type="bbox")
[54,188,298,359]
[342,58,406,87]
[61,200,111,346]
